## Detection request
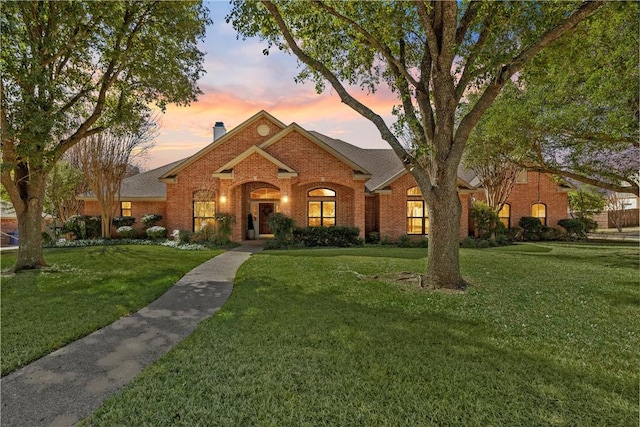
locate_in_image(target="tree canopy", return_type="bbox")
[229,0,604,288]
[468,2,639,195]
[1,1,210,270]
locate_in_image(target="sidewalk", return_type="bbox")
[1,241,263,427]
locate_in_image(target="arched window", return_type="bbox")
[406,186,422,196]
[193,190,215,232]
[407,187,429,234]
[250,188,281,199]
[531,203,547,226]
[308,188,336,226]
[498,204,511,229]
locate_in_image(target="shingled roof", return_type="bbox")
[84,126,478,201]
[78,159,184,201]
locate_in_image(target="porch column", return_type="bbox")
[279,179,293,217]
[354,185,366,238]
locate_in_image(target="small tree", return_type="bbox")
[44,160,86,226]
[606,193,631,232]
[568,187,606,220]
[68,119,156,238]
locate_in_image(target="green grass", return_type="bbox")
[83,242,639,426]
[1,245,220,376]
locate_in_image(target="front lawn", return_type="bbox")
[85,242,638,426]
[1,245,220,376]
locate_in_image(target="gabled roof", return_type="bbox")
[78,159,184,201]
[158,110,287,180]
[213,145,297,176]
[260,124,371,176]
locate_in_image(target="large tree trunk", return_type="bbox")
[13,183,47,271]
[425,179,467,290]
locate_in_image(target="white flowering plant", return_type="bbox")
[146,226,167,239]
[141,213,163,228]
[116,226,137,239]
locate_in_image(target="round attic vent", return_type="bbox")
[257,123,271,136]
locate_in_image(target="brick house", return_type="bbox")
[80,110,570,240]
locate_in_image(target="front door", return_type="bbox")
[258,203,275,234]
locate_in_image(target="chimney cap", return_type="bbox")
[214,121,225,127]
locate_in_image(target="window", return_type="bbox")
[407,187,429,234]
[531,203,547,226]
[498,204,511,229]
[308,188,336,226]
[193,190,216,232]
[250,188,281,199]
[121,201,132,217]
[516,169,528,183]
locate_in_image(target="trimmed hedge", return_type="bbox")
[292,226,363,247]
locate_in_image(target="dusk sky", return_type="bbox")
[146,1,398,170]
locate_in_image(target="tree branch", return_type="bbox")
[454,1,606,163]
[311,1,420,89]
[260,1,411,168]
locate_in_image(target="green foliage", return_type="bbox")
[469,2,639,194]
[112,216,136,228]
[568,187,606,219]
[366,231,380,244]
[518,217,544,241]
[141,214,163,229]
[213,213,235,245]
[558,218,587,240]
[116,226,137,239]
[64,215,101,240]
[267,213,296,242]
[145,226,167,239]
[471,201,505,239]
[397,234,413,248]
[44,161,85,221]
[292,226,362,248]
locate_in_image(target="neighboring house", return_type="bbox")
[80,110,570,240]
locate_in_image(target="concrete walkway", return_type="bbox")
[1,241,263,427]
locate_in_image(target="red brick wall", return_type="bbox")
[472,171,570,230]
[82,200,167,236]
[377,173,469,241]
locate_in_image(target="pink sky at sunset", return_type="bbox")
[145,1,398,170]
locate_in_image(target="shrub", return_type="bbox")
[141,214,163,228]
[263,240,305,250]
[112,216,135,228]
[366,231,380,244]
[213,213,236,244]
[541,226,563,241]
[471,201,504,239]
[380,235,394,246]
[398,235,413,248]
[506,226,523,242]
[176,230,193,243]
[292,226,362,247]
[558,218,586,240]
[116,226,137,239]
[327,226,361,247]
[416,237,428,248]
[64,215,102,239]
[518,217,543,241]
[268,213,295,242]
[460,237,478,248]
[146,226,167,239]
